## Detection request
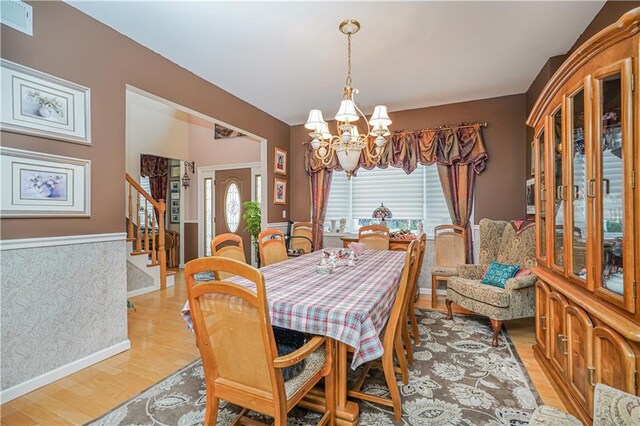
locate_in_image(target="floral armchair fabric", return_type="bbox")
[529,383,640,425]
[445,219,537,346]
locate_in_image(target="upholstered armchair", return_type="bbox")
[445,219,536,346]
[529,383,640,425]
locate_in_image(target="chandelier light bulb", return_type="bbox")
[311,138,321,149]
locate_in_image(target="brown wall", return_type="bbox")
[183,223,199,264]
[290,94,527,224]
[0,1,289,240]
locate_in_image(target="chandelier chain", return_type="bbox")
[346,33,352,88]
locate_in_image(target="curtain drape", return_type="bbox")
[304,123,488,255]
[309,167,332,251]
[140,154,170,219]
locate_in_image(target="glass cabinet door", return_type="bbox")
[592,59,635,313]
[551,107,565,272]
[535,127,547,263]
[566,87,590,286]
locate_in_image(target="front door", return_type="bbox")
[215,168,252,262]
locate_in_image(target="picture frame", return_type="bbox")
[526,178,535,215]
[0,146,91,217]
[170,181,180,200]
[273,178,287,205]
[0,59,91,145]
[171,213,180,223]
[171,199,180,208]
[170,165,180,179]
[274,147,287,176]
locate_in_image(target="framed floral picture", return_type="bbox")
[273,178,287,205]
[0,59,91,145]
[170,165,180,179]
[274,147,287,176]
[0,146,91,217]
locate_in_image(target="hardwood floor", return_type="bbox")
[1,272,564,425]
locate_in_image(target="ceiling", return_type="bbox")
[69,1,605,125]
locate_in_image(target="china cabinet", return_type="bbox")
[527,8,640,424]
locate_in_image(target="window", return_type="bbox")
[255,174,262,205]
[225,182,241,232]
[325,165,459,236]
[138,176,153,229]
[204,177,213,256]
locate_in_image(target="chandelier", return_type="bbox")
[305,19,392,178]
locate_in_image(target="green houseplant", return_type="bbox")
[242,200,262,265]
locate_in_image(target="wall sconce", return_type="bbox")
[182,161,195,189]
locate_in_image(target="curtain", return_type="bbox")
[140,154,170,219]
[304,123,488,256]
[309,168,332,251]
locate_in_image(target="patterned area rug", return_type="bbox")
[88,309,541,425]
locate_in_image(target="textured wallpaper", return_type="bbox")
[127,260,154,292]
[1,240,128,390]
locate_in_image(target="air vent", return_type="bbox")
[1,0,33,36]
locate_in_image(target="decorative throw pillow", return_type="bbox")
[481,261,520,288]
[515,268,532,278]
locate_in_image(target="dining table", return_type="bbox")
[181,248,406,426]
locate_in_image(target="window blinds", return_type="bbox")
[325,171,350,220]
[352,166,424,219]
[423,165,452,235]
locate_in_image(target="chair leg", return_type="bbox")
[409,301,420,345]
[382,350,403,422]
[401,320,413,364]
[395,334,409,385]
[204,394,219,426]
[490,319,503,347]
[445,299,454,320]
[431,275,437,308]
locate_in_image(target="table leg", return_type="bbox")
[299,339,359,426]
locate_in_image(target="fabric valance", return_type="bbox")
[140,154,170,178]
[305,123,488,176]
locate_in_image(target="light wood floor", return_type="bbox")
[1,271,564,425]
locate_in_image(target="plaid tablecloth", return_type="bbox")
[181,249,406,369]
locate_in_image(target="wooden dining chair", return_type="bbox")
[259,229,288,266]
[210,233,246,280]
[358,225,390,250]
[289,222,313,254]
[431,225,466,307]
[401,233,427,363]
[185,257,335,426]
[348,239,420,421]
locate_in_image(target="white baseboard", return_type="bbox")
[127,285,160,298]
[0,340,131,404]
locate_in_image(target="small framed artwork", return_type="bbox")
[273,178,287,205]
[0,59,91,145]
[0,146,91,217]
[530,141,535,176]
[170,165,180,179]
[526,178,535,215]
[171,213,180,223]
[171,199,180,208]
[274,147,287,176]
[170,181,180,200]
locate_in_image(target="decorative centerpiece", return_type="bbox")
[321,248,357,268]
[372,203,392,227]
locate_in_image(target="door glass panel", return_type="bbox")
[537,129,546,259]
[255,174,262,205]
[225,182,241,233]
[204,177,213,256]
[570,89,587,279]
[552,109,564,267]
[600,73,623,295]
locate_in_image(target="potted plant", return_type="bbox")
[242,200,262,266]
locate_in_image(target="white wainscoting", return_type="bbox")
[0,232,129,403]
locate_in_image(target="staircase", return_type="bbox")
[125,173,174,296]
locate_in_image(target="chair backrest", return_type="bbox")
[478,218,537,269]
[258,229,288,266]
[185,257,285,410]
[383,240,420,348]
[358,225,390,250]
[434,225,466,267]
[478,219,509,265]
[211,233,247,280]
[290,222,313,253]
[410,234,427,298]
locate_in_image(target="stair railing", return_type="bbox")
[125,173,167,288]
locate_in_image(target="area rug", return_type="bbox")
[88,309,541,425]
